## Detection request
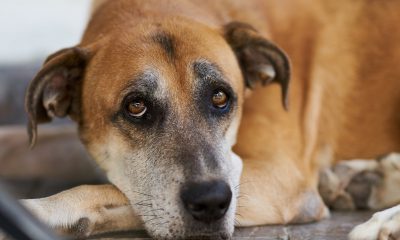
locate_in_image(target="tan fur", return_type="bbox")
[15,0,400,239]
[233,0,400,225]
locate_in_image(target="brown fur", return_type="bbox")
[18,0,400,238]
[233,0,400,224]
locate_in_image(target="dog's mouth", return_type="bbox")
[138,192,236,240]
[143,205,235,240]
[183,232,232,240]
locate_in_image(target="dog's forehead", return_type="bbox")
[86,19,243,110]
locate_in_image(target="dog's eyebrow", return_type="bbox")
[193,59,236,97]
[193,60,226,81]
[121,70,159,96]
[152,31,175,61]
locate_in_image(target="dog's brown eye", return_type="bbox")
[127,100,147,117]
[212,90,228,108]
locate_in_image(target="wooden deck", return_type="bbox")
[234,211,371,240]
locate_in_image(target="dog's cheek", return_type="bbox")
[230,152,243,186]
[224,108,243,148]
[132,161,187,238]
[85,134,134,190]
[90,134,187,236]
[226,151,243,230]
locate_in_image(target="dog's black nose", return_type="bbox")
[181,180,232,223]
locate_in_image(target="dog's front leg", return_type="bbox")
[235,156,329,226]
[21,184,142,239]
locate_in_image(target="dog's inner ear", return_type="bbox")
[25,47,90,147]
[223,22,291,109]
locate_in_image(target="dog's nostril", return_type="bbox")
[181,180,232,223]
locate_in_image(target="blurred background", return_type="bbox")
[0,0,90,65]
[0,0,91,124]
[0,0,105,200]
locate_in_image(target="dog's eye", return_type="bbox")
[127,100,147,117]
[212,90,228,109]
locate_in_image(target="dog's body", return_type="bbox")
[233,0,400,225]
[4,0,400,239]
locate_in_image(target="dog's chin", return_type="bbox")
[151,232,232,240]
[146,218,234,240]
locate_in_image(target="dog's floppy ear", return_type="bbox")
[224,22,291,109]
[25,47,91,148]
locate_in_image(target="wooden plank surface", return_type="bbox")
[234,211,372,240]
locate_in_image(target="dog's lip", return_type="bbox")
[151,232,231,240]
[195,234,230,240]
[182,228,232,240]
[149,225,232,240]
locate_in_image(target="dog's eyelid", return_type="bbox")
[210,81,235,98]
[205,75,229,86]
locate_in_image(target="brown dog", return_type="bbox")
[9,0,400,239]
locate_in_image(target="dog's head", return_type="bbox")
[25,18,289,239]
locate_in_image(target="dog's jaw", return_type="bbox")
[85,133,242,239]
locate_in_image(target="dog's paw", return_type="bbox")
[319,159,381,210]
[20,185,141,238]
[349,205,400,240]
[21,198,96,238]
[319,153,400,210]
[368,153,400,209]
